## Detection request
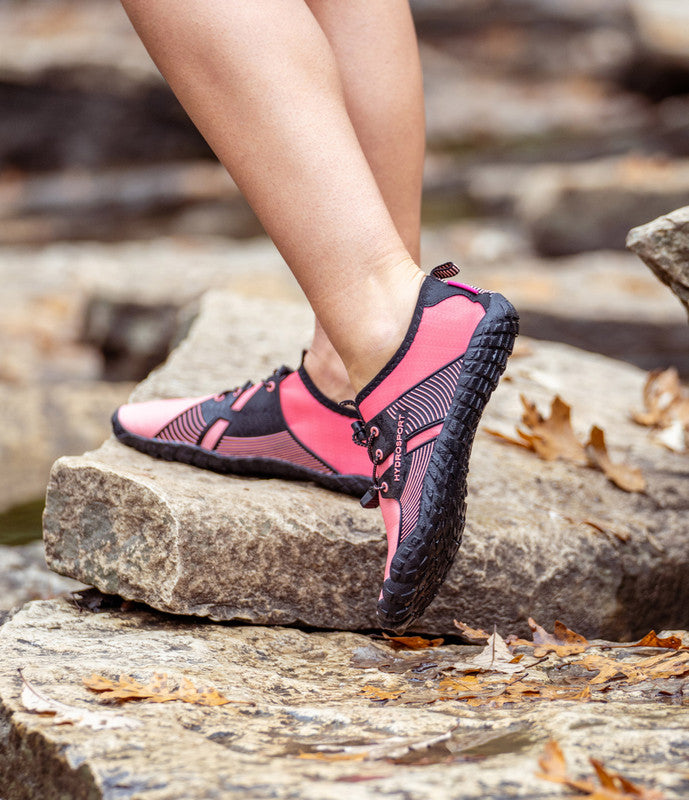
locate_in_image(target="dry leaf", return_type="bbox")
[586,426,645,493]
[359,685,405,702]
[633,631,683,650]
[456,632,526,675]
[579,516,631,542]
[537,740,572,785]
[486,395,646,492]
[83,673,237,707]
[382,633,444,650]
[507,618,590,657]
[453,621,490,642]
[633,368,689,428]
[537,740,666,799]
[653,420,687,453]
[530,618,588,657]
[517,395,588,463]
[20,672,140,730]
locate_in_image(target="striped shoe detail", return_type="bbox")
[157,403,208,444]
[385,359,463,436]
[215,430,335,475]
[398,440,436,541]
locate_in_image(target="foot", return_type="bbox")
[350,263,519,632]
[112,364,371,496]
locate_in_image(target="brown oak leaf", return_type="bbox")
[83,673,235,707]
[586,426,645,493]
[517,395,588,463]
[508,618,590,657]
[453,620,491,642]
[632,631,683,650]
[382,633,444,650]
[537,740,667,799]
[633,367,689,428]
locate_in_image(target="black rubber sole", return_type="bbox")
[377,292,519,633]
[111,414,370,497]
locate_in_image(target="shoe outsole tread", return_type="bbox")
[377,293,519,633]
[111,416,369,497]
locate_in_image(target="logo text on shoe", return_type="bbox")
[393,415,405,481]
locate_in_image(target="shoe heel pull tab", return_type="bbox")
[360,486,380,509]
[430,262,460,280]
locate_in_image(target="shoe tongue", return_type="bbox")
[430,262,460,280]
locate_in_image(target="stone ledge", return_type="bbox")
[43,291,689,638]
[1,599,688,800]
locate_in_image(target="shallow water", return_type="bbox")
[0,498,44,546]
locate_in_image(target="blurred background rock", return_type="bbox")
[1,0,688,578]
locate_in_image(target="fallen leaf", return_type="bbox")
[517,395,588,463]
[508,618,590,657]
[83,673,239,707]
[486,395,646,492]
[652,419,687,453]
[578,516,631,542]
[633,368,689,429]
[456,632,526,675]
[537,740,667,799]
[586,426,645,493]
[482,426,533,449]
[453,621,490,642]
[633,631,683,650]
[20,671,140,730]
[382,633,444,650]
[359,685,405,702]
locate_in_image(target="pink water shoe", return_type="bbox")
[348,263,519,632]
[112,364,371,496]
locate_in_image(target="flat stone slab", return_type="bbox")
[44,290,689,638]
[1,599,688,800]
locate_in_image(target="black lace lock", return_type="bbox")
[360,485,380,509]
[351,420,369,446]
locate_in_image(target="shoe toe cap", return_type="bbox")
[114,396,208,439]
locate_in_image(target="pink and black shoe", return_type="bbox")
[349,262,519,632]
[112,364,371,496]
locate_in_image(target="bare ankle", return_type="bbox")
[346,264,425,393]
[302,347,355,404]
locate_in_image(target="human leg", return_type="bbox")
[302,0,425,401]
[116,0,518,630]
[120,0,423,393]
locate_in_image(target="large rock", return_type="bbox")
[44,289,689,639]
[0,381,131,513]
[630,0,689,70]
[0,599,688,800]
[626,205,689,322]
[422,235,689,376]
[516,156,689,255]
[421,44,650,156]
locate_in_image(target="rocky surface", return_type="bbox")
[515,156,689,256]
[0,543,83,611]
[43,288,689,639]
[627,205,689,321]
[2,0,687,246]
[630,0,689,70]
[0,381,131,514]
[1,598,688,800]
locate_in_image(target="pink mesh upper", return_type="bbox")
[359,294,484,420]
[280,371,370,476]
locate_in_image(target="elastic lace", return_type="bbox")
[215,365,291,401]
